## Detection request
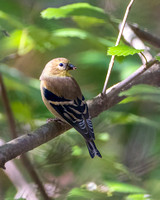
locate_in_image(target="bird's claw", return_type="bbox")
[47,118,65,125]
[46,118,55,123]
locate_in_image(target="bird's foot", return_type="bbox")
[100,92,105,98]
[46,118,55,123]
[54,118,66,125]
[47,118,66,125]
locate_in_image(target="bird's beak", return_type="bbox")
[67,63,77,70]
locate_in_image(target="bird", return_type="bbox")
[40,58,102,158]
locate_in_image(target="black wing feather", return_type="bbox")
[43,87,95,140]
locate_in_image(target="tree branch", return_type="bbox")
[0,59,159,169]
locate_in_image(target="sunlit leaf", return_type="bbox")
[120,84,160,96]
[0,64,39,90]
[105,181,146,194]
[67,188,109,200]
[41,3,107,20]
[1,29,34,54]
[73,16,105,28]
[53,28,114,47]
[76,50,107,66]
[103,111,159,128]
[126,194,151,200]
[53,28,89,39]
[107,45,143,56]
[155,56,160,62]
[28,26,69,51]
[72,145,82,156]
[97,133,110,141]
[120,84,160,104]
[11,101,32,122]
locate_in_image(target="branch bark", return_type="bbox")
[0,59,159,168]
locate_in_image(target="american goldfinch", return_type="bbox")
[40,58,102,158]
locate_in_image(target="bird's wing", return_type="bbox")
[42,87,95,140]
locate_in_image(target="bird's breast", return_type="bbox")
[40,77,82,100]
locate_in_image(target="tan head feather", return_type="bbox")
[40,58,76,80]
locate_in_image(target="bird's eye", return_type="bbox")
[59,63,64,67]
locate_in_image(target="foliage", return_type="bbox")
[107,45,144,56]
[0,0,160,200]
[155,56,160,62]
[41,3,108,20]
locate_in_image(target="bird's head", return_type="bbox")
[40,58,76,79]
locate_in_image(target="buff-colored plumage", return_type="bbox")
[40,58,102,158]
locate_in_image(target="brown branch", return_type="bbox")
[0,59,159,168]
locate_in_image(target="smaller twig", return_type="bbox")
[130,24,160,48]
[102,0,135,94]
[140,52,147,64]
[0,53,19,63]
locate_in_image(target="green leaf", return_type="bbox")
[107,45,144,56]
[126,194,150,200]
[28,26,69,51]
[11,101,32,122]
[1,29,34,54]
[155,56,160,62]
[0,64,39,90]
[0,10,23,28]
[53,28,114,47]
[120,84,160,96]
[104,110,159,128]
[72,145,82,156]
[67,187,109,200]
[41,3,107,20]
[105,181,146,194]
[53,28,89,39]
[73,16,106,28]
[97,133,110,142]
[120,84,160,104]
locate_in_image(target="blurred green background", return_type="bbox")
[0,0,160,199]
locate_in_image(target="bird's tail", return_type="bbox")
[86,140,102,158]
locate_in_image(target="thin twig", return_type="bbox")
[0,74,17,138]
[0,58,159,168]
[140,52,148,64]
[21,154,51,200]
[0,73,51,200]
[0,139,38,200]
[102,0,135,94]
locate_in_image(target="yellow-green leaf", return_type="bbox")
[41,3,107,20]
[107,45,143,56]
